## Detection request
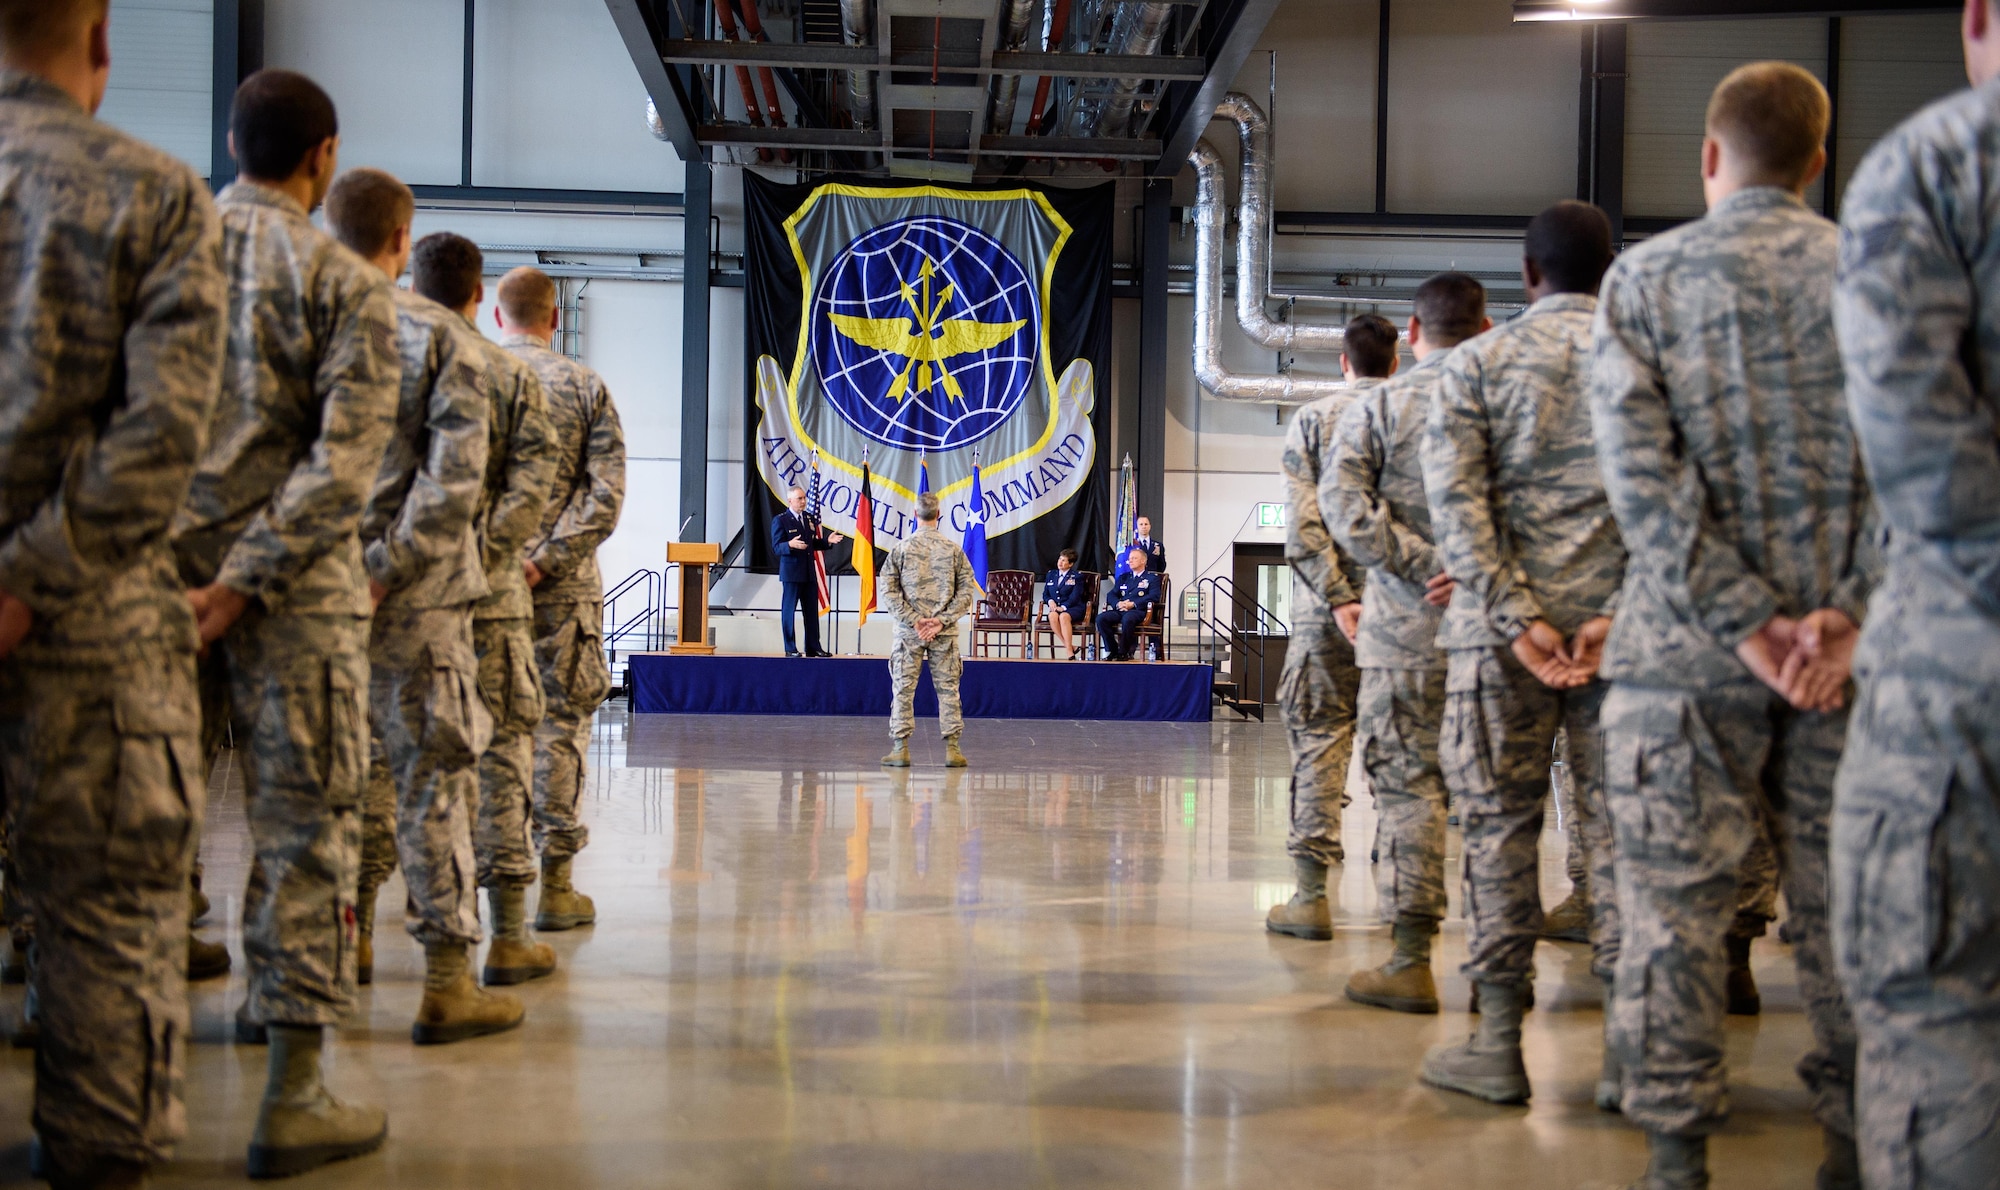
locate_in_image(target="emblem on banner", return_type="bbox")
[811,215,1039,453]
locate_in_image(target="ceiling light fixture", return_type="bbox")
[1514,0,1958,21]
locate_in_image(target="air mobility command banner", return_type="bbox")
[744,175,1112,578]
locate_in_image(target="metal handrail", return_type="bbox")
[1193,575,1287,719]
[604,568,663,657]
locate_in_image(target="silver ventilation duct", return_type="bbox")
[840,0,876,130]
[1191,141,1351,405]
[1212,93,1348,354]
[1068,1,1173,137]
[986,0,1040,135]
[646,98,672,142]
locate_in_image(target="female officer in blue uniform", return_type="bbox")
[1042,548,1087,658]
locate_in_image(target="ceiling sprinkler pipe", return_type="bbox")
[986,0,1040,135]
[1212,93,1347,355]
[839,0,877,130]
[1190,141,1351,405]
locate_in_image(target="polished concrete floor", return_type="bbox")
[1,708,1826,1188]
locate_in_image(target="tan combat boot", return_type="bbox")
[188,935,231,982]
[1725,934,1760,1015]
[1345,918,1440,1013]
[246,1024,387,1179]
[482,886,556,986]
[1626,1132,1709,1190]
[413,942,523,1045]
[1264,856,1332,941]
[234,999,267,1047]
[1421,981,1531,1103]
[1539,886,1590,943]
[944,735,968,768]
[881,738,910,768]
[535,857,595,932]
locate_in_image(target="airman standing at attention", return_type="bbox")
[1329,290,1487,1014]
[172,69,399,1180]
[879,491,979,769]
[1831,4,2000,1185]
[495,266,626,932]
[0,1,228,1182]
[1264,315,1392,941]
[1418,201,1625,1108]
[1592,63,1874,1190]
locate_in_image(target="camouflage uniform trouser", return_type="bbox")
[1441,647,1617,984]
[1602,680,1856,1140]
[1279,619,1361,867]
[362,606,491,947]
[888,629,963,740]
[1833,633,2000,1190]
[207,610,368,1027]
[0,644,200,1167]
[532,598,609,862]
[474,616,544,889]
[1358,667,1448,925]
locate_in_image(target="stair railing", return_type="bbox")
[603,568,663,694]
[1191,575,1289,721]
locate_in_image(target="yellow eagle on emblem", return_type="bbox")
[828,258,1026,400]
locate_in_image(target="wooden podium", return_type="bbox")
[667,541,720,655]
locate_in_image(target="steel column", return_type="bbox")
[1581,23,1628,245]
[210,0,263,185]
[679,162,713,544]
[1137,179,1171,526]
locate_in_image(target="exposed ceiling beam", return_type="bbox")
[603,0,701,161]
[698,124,1163,160]
[1151,0,1285,177]
[1514,0,1955,19]
[655,38,1209,80]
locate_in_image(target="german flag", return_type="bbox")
[854,458,878,626]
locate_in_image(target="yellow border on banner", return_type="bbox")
[781,183,1073,503]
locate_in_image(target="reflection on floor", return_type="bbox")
[0,709,1823,1188]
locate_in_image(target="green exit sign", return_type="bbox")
[1256,502,1287,528]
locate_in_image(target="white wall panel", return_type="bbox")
[1384,0,1578,217]
[1229,0,1381,213]
[265,0,463,185]
[1834,14,1962,208]
[100,0,212,172]
[470,0,686,192]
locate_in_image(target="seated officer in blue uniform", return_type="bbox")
[771,484,842,657]
[1096,547,1163,661]
[1042,548,1088,658]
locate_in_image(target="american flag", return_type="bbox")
[808,454,831,612]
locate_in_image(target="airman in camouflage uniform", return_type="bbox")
[466,327,557,975]
[1265,366,1377,940]
[499,266,625,930]
[1833,41,2000,1190]
[173,69,397,1178]
[1592,63,1873,1190]
[1328,293,1486,1012]
[0,17,227,1178]
[1417,202,1624,1107]
[879,494,978,768]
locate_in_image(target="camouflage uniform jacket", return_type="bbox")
[879,526,977,637]
[1594,186,1879,689]
[172,181,400,618]
[1284,379,1382,625]
[359,289,490,612]
[1328,354,1450,670]
[501,334,625,605]
[1422,293,1626,649]
[0,72,227,660]
[1837,78,2000,633]
[468,328,556,621]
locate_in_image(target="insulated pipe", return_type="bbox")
[1212,93,1347,355]
[986,0,1040,135]
[1022,0,1071,136]
[839,0,876,130]
[1093,1,1172,137]
[1190,140,1351,405]
[731,0,792,139]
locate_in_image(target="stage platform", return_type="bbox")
[628,653,1214,723]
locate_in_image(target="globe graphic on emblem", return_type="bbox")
[810,216,1040,453]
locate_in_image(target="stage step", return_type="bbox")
[1211,679,1266,722]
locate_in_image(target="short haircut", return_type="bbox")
[1058,548,1077,565]
[916,492,941,522]
[1706,62,1831,187]
[324,168,413,260]
[1412,272,1488,348]
[1342,314,1399,378]
[497,266,557,330]
[230,69,338,182]
[411,232,483,311]
[1128,546,1147,561]
[0,0,105,56]
[1525,200,1615,296]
